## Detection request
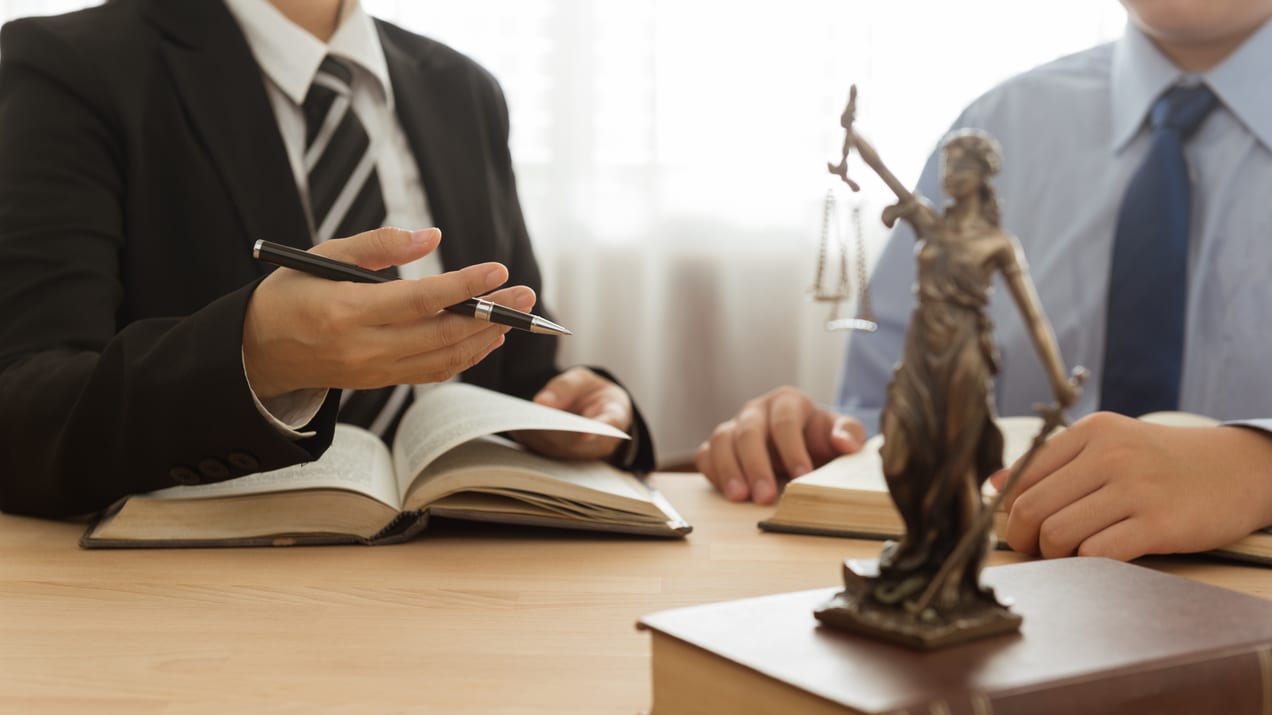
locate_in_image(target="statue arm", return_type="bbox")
[827,86,934,235]
[847,133,937,234]
[851,132,915,205]
[999,239,1078,406]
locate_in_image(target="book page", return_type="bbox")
[799,415,1044,497]
[402,436,671,520]
[141,425,401,508]
[797,435,887,491]
[390,382,629,501]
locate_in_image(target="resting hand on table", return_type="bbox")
[695,386,866,505]
[991,411,1272,561]
[512,366,633,461]
[243,227,534,400]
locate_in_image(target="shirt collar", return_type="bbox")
[1111,18,1272,153]
[1205,17,1272,153]
[222,0,394,109]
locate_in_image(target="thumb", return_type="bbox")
[313,227,440,271]
[534,368,594,409]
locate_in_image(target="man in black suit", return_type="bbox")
[0,0,653,517]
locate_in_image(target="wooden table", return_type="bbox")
[2,475,1268,714]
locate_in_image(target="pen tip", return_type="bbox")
[532,317,572,336]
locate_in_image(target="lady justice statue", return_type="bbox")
[814,86,1085,649]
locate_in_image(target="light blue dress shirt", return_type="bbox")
[838,20,1272,436]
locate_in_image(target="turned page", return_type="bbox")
[802,415,1047,496]
[138,424,401,508]
[390,382,630,502]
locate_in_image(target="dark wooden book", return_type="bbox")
[638,558,1272,715]
[759,413,1272,567]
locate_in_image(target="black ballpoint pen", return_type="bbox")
[252,239,571,336]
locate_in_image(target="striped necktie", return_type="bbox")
[304,55,387,242]
[303,55,409,437]
[1100,84,1217,415]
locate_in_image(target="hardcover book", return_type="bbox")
[82,383,690,547]
[639,557,1272,715]
[759,412,1272,566]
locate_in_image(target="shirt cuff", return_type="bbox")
[241,348,324,438]
[1224,419,1272,434]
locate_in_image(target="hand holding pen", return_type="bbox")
[240,227,563,401]
[253,239,569,336]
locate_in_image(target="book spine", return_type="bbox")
[965,644,1272,715]
[368,510,429,544]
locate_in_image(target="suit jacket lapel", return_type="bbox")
[378,23,478,272]
[143,0,312,258]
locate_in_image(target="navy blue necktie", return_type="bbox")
[1100,84,1217,416]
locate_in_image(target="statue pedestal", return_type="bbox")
[813,558,1022,650]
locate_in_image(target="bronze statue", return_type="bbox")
[815,87,1083,649]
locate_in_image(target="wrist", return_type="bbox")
[243,346,288,401]
[1215,425,1272,531]
[242,314,293,400]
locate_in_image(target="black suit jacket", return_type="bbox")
[0,0,652,517]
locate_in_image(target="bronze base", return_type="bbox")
[813,559,1022,650]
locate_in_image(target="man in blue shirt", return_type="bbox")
[696,0,1272,562]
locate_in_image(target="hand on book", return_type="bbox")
[511,367,633,461]
[243,227,533,400]
[695,386,866,505]
[991,411,1272,561]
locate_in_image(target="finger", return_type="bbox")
[535,367,597,410]
[804,413,864,464]
[358,264,512,325]
[514,428,620,460]
[1033,485,1132,559]
[696,440,744,501]
[767,395,816,479]
[707,423,749,502]
[390,326,507,384]
[312,227,440,271]
[998,422,1091,512]
[483,285,537,312]
[574,380,630,420]
[988,467,1010,493]
[694,441,713,482]
[1072,516,1155,562]
[369,309,508,360]
[579,395,630,431]
[563,434,625,460]
[1002,457,1107,556]
[832,416,865,452]
[734,404,779,504]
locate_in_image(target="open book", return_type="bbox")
[759,411,1272,566]
[82,383,690,548]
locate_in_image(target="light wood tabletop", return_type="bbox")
[1,474,1268,714]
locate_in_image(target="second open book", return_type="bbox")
[83,383,690,547]
[760,411,1272,566]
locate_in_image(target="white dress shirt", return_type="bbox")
[223,0,443,432]
[839,19,1272,436]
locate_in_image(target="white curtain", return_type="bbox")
[2,0,1126,464]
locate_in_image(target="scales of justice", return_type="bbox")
[811,86,1086,649]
